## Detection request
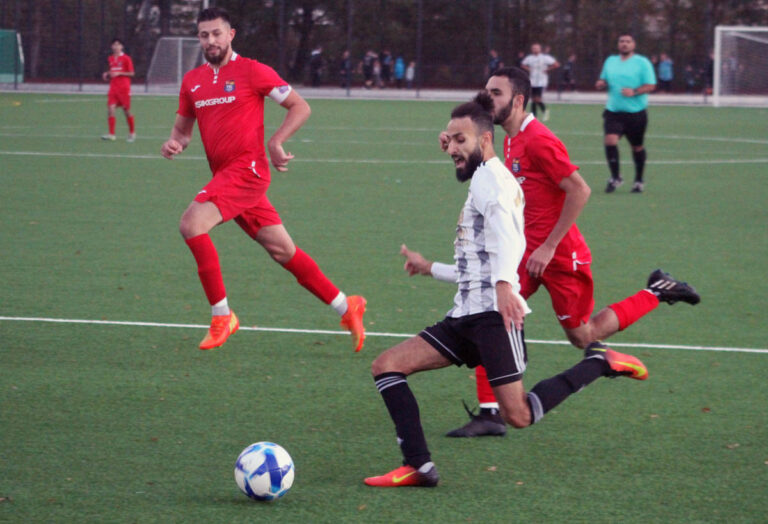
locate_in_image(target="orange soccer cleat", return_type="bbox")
[339,295,367,352]
[364,464,439,488]
[585,342,648,380]
[199,310,239,350]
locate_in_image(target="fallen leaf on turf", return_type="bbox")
[726,443,740,449]
[701,407,711,413]
[486,466,497,472]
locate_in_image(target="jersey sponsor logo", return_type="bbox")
[516,176,526,184]
[194,95,236,108]
[224,80,236,92]
[191,84,201,92]
[511,157,521,174]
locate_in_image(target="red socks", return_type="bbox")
[474,366,496,404]
[127,115,135,133]
[282,247,340,304]
[185,234,226,305]
[108,116,116,135]
[609,290,660,331]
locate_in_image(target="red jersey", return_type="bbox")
[503,115,586,253]
[108,53,133,92]
[178,53,289,176]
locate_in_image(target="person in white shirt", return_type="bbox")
[363,91,649,489]
[521,43,559,120]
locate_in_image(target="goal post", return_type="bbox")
[0,29,24,84]
[713,26,768,107]
[146,37,202,91]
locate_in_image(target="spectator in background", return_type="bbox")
[487,49,501,79]
[362,50,376,89]
[380,50,393,87]
[684,65,697,93]
[560,53,577,92]
[394,55,405,88]
[339,49,352,88]
[657,53,673,92]
[704,50,714,94]
[309,45,323,87]
[406,61,416,88]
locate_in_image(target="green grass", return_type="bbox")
[1,92,766,523]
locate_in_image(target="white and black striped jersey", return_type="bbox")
[446,157,529,318]
[521,53,557,88]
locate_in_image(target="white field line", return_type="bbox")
[1,150,767,166]
[1,315,766,354]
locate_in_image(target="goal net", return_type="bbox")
[0,29,24,83]
[146,37,202,92]
[713,26,768,107]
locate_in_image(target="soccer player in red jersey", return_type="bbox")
[101,38,136,142]
[160,7,366,351]
[415,67,699,436]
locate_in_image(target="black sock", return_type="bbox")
[605,145,620,178]
[530,102,538,116]
[632,148,646,182]
[526,357,607,424]
[539,101,547,112]
[373,372,431,468]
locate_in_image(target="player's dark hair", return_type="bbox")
[197,7,231,25]
[450,91,495,139]
[110,38,123,45]
[492,66,531,109]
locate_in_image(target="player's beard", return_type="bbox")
[454,147,484,182]
[493,99,514,125]
[205,44,230,65]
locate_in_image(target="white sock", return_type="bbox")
[212,298,230,316]
[418,461,435,473]
[479,402,500,410]
[330,292,348,316]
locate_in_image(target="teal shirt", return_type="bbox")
[599,54,656,113]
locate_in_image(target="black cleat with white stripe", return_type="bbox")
[647,269,700,305]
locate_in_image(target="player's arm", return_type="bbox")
[268,90,311,172]
[547,60,561,71]
[621,84,655,97]
[526,170,590,278]
[595,61,608,89]
[161,114,195,159]
[400,244,457,282]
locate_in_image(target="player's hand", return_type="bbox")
[268,142,294,172]
[595,79,606,90]
[438,131,450,152]
[400,244,433,276]
[102,72,109,81]
[526,244,556,279]
[496,281,526,331]
[161,139,184,159]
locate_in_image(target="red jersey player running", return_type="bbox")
[406,67,699,436]
[160,7,366,351]
[101,38,136,142]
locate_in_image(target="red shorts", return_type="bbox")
[519,246,594,329]
[107,88,131,109]
[194,158,281,238]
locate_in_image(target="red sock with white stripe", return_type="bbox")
[108,116,116,135]
[608,289,660,331]
[185,234,227,309]
[282,247,342,308]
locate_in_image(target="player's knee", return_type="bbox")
[566,331,592,350]
[502,411,531,429]
[371,353,393,376]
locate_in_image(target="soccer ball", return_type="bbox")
[234,442,295,501]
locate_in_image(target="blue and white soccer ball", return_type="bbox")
[234,442,295,501]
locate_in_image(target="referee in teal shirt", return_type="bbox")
[596,34,656,193]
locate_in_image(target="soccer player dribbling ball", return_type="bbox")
[160,7,366,352]
[101,38,136,142]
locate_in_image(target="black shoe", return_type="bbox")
[631,181,644,193]
[647,269,701,305]
[605,177,624,193]
[445,401,506,438]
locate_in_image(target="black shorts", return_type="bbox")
[419,311,527,386]
[531,86,544,98]
[603,109,648,146]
